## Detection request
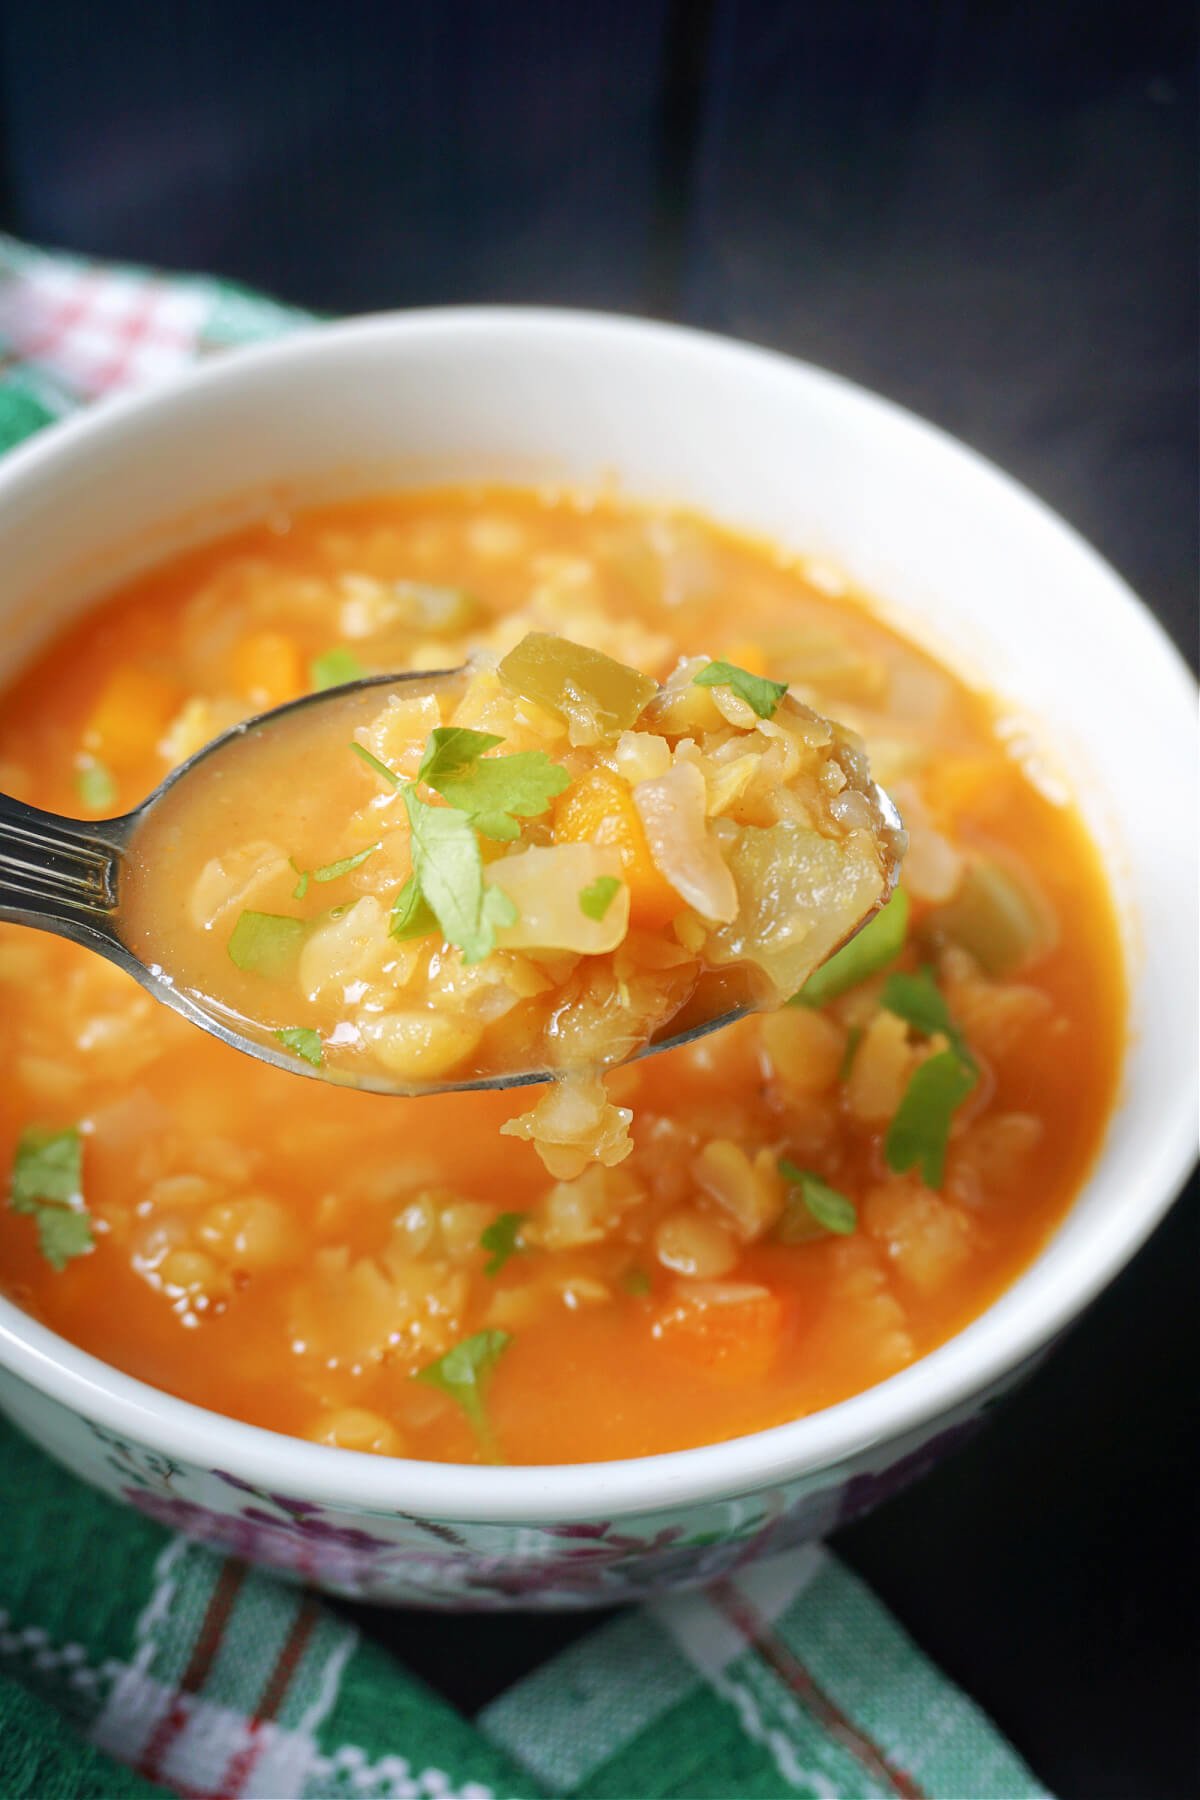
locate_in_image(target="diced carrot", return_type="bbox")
[229,631,304,708]
[553,766,682,930]
[922,755,1004,828]
[720,640,768,677]
[653,1289,785,1385]
[82,665,182,766]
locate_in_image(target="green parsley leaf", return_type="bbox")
[291,845,380,896]
[418,727,504,784]
[881,966,975,1067]
[310,646,365,691]
[313,843,379,884]
[415,1329,510,1460]
[419,728,570,842]
[75,759,116,812]
[884,1049,978,1187]
[881,966,952,1039]
[877,967,978,1185]
[621,1266,651,1297]
[403,787,515,964]
[778,1159,858,1238]
[36,1207,94,1269]
[349,742,403,787]
[10,1125,92,1269]
[389,874,439,943]
[275,1026,324,1069]
[579,874,622,922]
[480,1211,527,1277]
[227,911,307,978]
[693,659,789,719]
[484,885,519,929]
[13,1126,83,1207]
[795,888,910,1006]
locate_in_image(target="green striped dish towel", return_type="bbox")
[0,235,1049,1800]
[0,1418,1045,1800]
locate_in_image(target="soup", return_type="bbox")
[0,488,1124,1464]
[120,634,901,1119]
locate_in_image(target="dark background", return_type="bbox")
[1,3,1195,1794]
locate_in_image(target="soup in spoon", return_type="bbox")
[120,632,903,1151]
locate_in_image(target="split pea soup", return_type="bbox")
[0,487,1125,1465]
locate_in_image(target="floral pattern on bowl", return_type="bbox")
[0,1360,1019,1607]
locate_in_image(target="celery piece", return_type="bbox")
[928,858,1053,975]
[498,632,657,737]
[794,887,909,1006]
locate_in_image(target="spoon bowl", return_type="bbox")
[0,668,903,1095]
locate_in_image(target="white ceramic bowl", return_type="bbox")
[0,311,1194,1607]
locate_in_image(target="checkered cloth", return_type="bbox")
[0,236,1051,1800]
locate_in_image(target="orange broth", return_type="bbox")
[0,487,1125,1464]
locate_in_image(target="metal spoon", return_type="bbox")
[0,670,903,1095]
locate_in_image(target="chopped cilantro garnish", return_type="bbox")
[415,1329,510,1460]
[884,1049,978,1187]
[33,1206,92,1271]
[310,646,365,691]
[12,1128,81,1207]
[879,967,978,1186]
[353,734,544,961]
[778,1159,857,1238]
[579,875,622,922]
[389,874,439,943]
[487,886,519,929]
[693,659,789,719]
[881,966,973,1062]
[418,727,570,842]
[227,911,307,978]
[402,787,516,964]
[275,1026,324,1069]
[418,727,504,783]
[795,888,909,1006]
[10,1126,92,1269]
[75,759,116,813]
[349,741,403,787]
[352,738,527,958]
[312,843,379,884]
[480,1211,527,1276]
[621,1266,651,1297]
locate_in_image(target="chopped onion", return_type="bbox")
[485,844,629,954]
[633,761,738,923]
[928,857,1057,974]
[187,840,289,931]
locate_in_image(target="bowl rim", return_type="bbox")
[0,304,1194,1522]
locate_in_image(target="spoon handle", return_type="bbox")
[0,792,129,947]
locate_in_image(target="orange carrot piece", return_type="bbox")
[654,1289,785,1385]
[82,666,181,766]
[921,755,1005,828]
[553,766,682,930]
[230,631,304,708]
